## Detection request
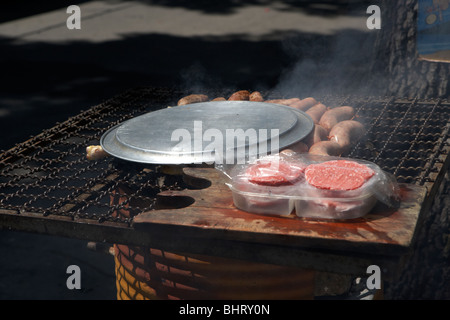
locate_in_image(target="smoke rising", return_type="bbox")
[273,29,380,99]
[179,61,221,94]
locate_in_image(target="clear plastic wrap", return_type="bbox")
[217,153,400,220]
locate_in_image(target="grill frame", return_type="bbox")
[0,87,448,276]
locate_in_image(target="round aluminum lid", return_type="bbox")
[100,101,313,164]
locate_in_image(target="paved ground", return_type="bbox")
[0,0,376,300]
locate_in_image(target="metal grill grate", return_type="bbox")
[0,88,188,225]
[0,88,449,228]
[319,96,450,188]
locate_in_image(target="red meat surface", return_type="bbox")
[305,160,375,191]
[245,161,304,186]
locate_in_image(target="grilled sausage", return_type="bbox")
[228,90,250,101]
[249,91,264,102]
[265,98,301,106]
[319,106,356,132]
[329,120,365,153]
[280,148,296,156]
[308,141,342,156]
[265,98,284,104]
[305,103,327,124]
[304,124,328,147]
[86,145,109,160]
[177,94,209,106]
[290,97,318,111]
[286,141,309,154]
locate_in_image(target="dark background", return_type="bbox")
[0,0,377,152]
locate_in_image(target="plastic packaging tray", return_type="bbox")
[224,153,399,220]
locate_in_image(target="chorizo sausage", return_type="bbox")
[305,103,327,124]
[304,124,328,147]
[265,98,301,106]
[328,120,365,153]
[249,91,264,102]
[177,94,209,106]
[308,141,342,157]
[228,90,250,101]
[319,106,355,132]
[290,97,318,111]
[280,149,296,156]
[285,141,309,154]
[86,145,109,160]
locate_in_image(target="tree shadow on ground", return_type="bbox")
[0,28,378,150]
[132,0,373,16]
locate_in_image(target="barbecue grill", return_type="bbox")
[0,87,449,299]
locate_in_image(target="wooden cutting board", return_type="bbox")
[133,166,427,258]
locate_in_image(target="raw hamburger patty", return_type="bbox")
[246,161,304,186]
[305,160,375,191]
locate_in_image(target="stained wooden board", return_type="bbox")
[133,167,427,256]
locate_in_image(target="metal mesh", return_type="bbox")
[0,87,187,225]
[0,88,449,227]
[319,96,450,187]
